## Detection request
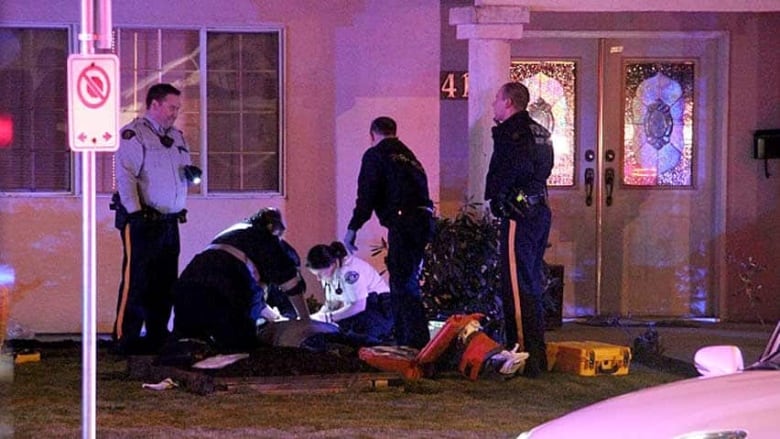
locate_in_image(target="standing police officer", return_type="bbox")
[485,82,554,378]
[112,83,198,355]
[343,116,434,349]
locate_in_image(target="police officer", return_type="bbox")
[171,208,307,351]
[112,83,198,355]
[485,82,554,378]
[343,116,434,349]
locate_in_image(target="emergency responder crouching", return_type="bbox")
[170,208,308,352]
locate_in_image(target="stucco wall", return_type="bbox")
[0,0,441,334]
[2,0,780,334]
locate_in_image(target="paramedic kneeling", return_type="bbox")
[306,241,394,346]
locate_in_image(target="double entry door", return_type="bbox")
[511,33,725,319]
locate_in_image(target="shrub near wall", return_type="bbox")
[420,203,564,343]
[421,203,505,341]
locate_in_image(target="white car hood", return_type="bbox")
[526,371,780,439]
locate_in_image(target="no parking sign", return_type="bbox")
[67,53,120,152]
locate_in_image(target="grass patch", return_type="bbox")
[1,342,686,438]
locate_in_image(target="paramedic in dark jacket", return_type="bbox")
[485,82,554,378]
[171,208,307,352]
[112,83,196,355]
[343,116,434,349]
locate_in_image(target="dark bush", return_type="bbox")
[420,202,505,341]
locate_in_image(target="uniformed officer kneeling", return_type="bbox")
[169,208,309,352]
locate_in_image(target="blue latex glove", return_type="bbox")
[343,229,358,253]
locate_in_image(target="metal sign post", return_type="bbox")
[70,1,116,438]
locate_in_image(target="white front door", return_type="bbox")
[511,33,726,319]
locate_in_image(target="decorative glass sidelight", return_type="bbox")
[623,61,695,187]
[510,61,576,187]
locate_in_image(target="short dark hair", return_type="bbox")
[306,241,348,269]
[370,116,397,137]
[500,82,530,110]
[145,83,181,109]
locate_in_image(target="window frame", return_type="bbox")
[0,24,286,197]
[200,28,286,197]
[101,25,286,198]
[0,24,77,197]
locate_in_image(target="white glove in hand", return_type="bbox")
[259,305,284,322]
[343,229,358,253]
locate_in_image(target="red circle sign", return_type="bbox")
[76,64,111,109]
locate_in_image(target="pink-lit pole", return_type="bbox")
[78,0,100,438]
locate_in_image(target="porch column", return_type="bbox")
[449,1,529,203]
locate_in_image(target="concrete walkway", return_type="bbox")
[546,319,774,367]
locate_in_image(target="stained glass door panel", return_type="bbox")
[600,38,719,318]
[511,38,601,318]
[510,36,721,320]
[510,61,576,187]
[623,62,695,187]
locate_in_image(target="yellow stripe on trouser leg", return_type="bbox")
[507,219,524,352]
[0,286,8,348]
[116,223,133,339]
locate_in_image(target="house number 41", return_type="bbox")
[440,71,469,100]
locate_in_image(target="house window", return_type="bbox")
[98,28,283,195]
[0,27,70,192]
[0,26,282,195]
[206,32,281,193]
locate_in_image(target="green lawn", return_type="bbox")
[0,342,687,438]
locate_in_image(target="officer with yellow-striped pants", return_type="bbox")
[111,83,199,355]
[485,82,554,378]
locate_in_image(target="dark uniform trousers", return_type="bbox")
[386,208,434,349]
[499,203,551,373]
[114,217,180,354]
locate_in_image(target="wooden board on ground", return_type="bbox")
[217,372,404,394]
[128,355,402,395]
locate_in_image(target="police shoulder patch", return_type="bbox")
[344,271,360,285]
[121,129,136,140]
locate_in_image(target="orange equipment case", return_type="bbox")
[546,340,631,376]
[358,313,484,380]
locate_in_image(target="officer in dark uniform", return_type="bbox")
[111,83,199,355]
[485,82,554,378]
[171,208,308,352]
[343,116,434,349]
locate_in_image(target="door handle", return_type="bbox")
[605,168,615,206]
[585,168,594,206]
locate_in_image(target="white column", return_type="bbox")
[467,39,510,202]
[450,1,529,203]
